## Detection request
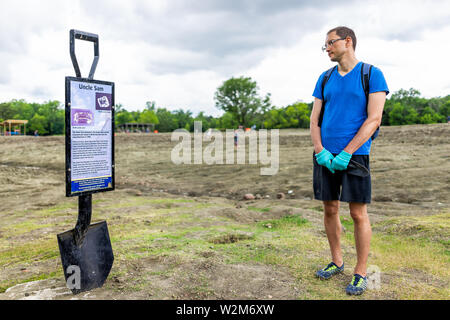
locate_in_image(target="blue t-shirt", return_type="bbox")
[312,62,389,155]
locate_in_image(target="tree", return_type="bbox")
[419,107,445,124]
[439,100,450,118]
[29,114,48,135]
[263,108,282,129]
[52,109,65,135]
[404,107,419,124]
[155,108,178,132]
[388,103,419,125]
[116,110,134,127]
[145,101,156,111]
[388,103,406,125]
[129,111,140,123]
[138,109,159,125]
[115,103,124,113]
[194,111,211,131]
[218,112,238,130]
[390,88,426,114]
[11,99,34,121]
[284,102,311,128]
[173,109,193,131]
[214,76,271,127]
[391,88,421,102]
[0,102,15,120]
[37,101,63,135]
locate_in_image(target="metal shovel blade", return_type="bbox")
[57,221,114,294]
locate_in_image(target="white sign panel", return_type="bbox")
[68,79,114,194]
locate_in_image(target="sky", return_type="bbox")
[1,0,449,116]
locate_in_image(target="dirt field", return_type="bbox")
[0,123,448,300]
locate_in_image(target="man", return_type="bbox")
[310,26,389,295]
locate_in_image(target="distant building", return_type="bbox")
[0,119,28,136]
[117,123,155,133]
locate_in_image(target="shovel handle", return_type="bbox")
[74,194,92,246]
[70,29,99,80]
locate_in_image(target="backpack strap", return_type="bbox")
[361,62,372,99]
[361,62,380,140]
[318,65,337,127]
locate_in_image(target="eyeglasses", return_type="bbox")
[322,38,346,52]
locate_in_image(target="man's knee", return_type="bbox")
[349,203,368,222]
[323,201,339,217]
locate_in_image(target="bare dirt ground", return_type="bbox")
[0,124,448,300]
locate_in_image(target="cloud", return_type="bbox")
[0,54,12,84]
[0,1,67,53]
[77,0,353,74]
[0,0,449,115]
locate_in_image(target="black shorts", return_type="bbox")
[313,152,371,203]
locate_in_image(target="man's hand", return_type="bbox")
[315,148,335,173]
[331,150,352,171]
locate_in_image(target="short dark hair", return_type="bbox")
[327,26,356,51]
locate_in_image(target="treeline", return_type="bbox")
[0,100,63,135]
[0,88,448,136]
[114,100,311,132]
[382,88,449,125]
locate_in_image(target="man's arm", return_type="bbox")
[343,92,387,154]
[310,97,324,154]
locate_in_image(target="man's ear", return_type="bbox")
[346,36,352,48]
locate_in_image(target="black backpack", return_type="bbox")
[318,62,379,140]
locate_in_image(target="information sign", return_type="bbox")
[65,77,115,196]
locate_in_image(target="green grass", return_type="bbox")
[368,233,449,278]
[211,215,314,267]
[257,214,309,230]
[33,202,78,217]
[247,206,271,213]
[1,196,448,299]
[101,197,195,210]
[365,212,450,278]
[0,239,59,266]
[340,216,354,232]
[372,212,450,243]
[1,221,53,236]
[0,271,60,294]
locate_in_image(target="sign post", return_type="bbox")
[57,29,115,294]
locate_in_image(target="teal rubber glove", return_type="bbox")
[315,148,335,173]
[331,150,352,171]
